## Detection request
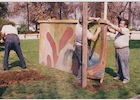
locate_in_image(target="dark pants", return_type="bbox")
[74,45,91,83]
[3,34,26,70]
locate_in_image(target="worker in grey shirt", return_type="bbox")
[74,17,101,84]
[106,19,130,84]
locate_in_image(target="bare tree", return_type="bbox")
[9,2,53,31]
[108,2,129,25]
[107,2,140,27]
[88,2,103,18]
[8,2,140,29]
[0,2,8,18]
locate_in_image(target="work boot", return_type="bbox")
[122,79,130,84]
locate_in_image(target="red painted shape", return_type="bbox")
[47,55,52,67]
[46,32,58,65]
[59,27,73,52]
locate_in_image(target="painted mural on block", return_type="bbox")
[39,20,107,81]
[39,22,76,72]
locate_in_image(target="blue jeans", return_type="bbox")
[3,34,26,70]
[115,47,130,81]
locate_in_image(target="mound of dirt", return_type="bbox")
[0,70,49,86]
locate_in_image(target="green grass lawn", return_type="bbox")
[0,39,140,99]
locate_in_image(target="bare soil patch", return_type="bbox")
[0,70,49,86]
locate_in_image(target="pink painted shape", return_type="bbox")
[59,27,73,52]
[46,32,58,65]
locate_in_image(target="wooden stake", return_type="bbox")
[82,2,88,88]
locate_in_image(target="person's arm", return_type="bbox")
[88,17,100,21]
[121,28,129,35]
[90,27,101,42]
[0,25,6,43]
[108,26,116,34]
[106,19,121,32]
[0,32,5,43]
[88,17,100,23]
[1,25,6,38]
[1,32,5,38]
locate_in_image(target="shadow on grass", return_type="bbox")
[0,86,8,98]
[129,40,140,49]
[105,67,116,77]
[0,43,5,52]
[0,47,4,52]
[9,61,21,69]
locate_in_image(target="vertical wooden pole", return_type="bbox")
[104,2,108,20]
[82,2,88,88]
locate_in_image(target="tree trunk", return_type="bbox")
[128,2,131,26]
[96,2,102,17]
[59,2,62,19]
[54,2,59,19]
[27,2,29,31]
